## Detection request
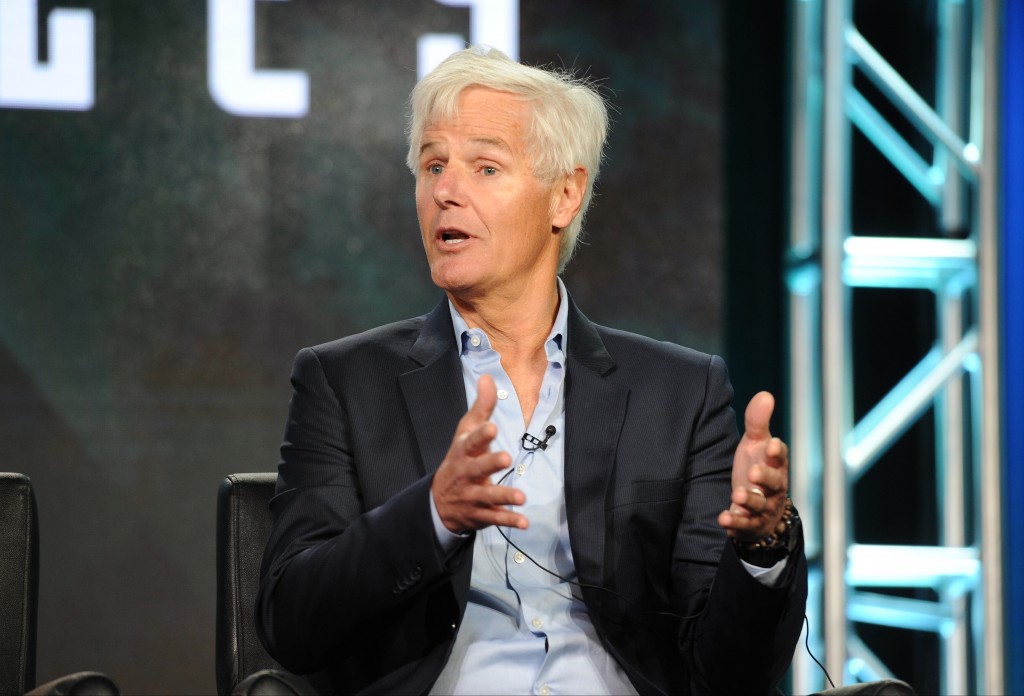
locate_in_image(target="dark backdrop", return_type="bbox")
[0,1,744,692]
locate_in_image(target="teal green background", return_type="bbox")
[1,1,725,692]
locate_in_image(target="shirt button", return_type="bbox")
[516,464,526,476]
[469,335,481,347]
[497,389,509,400]
[513,551,526,564]
[539,685,551,696]
[531,617,544,630]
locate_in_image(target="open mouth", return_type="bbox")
[440,229,470,245]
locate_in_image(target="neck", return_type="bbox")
[448,277,560,361]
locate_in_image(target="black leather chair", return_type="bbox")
[0,473,119,696]
[217,473,915,696]
[811,682,915,696]
[216,473,317,696]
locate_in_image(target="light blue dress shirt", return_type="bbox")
[428,279,785,695]
[430,279,636,696]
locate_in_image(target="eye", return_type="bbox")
[427,164,444,175]
[482,166,498,176]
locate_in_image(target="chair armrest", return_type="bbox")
[24,671,119,696]
[231,669,317,696]
[813,679,916,696]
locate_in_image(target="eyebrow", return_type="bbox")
[418,136,512,158]
[418,140,443,158]
[467,136,512,154]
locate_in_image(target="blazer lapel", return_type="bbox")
[396,294,627,592]
[563,298,629,590]
[398,299,468,477]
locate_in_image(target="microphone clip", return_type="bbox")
[521,425,556,451]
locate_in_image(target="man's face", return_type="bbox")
[415,87,573,302]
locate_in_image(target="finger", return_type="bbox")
[730,489,779,523]
[439,448,509,484]
[764,436,789,468]
[456,486,529,529]
[460,421,500,458]
[735,489,788,523]
[718,508,769,538]
[485,483,526,508]
[718,508,752,531]
[478,508,530,530]
[733,486,768,512]
[456,480,524,507]
[441,503,529,533]
[464,374,498,429]
[747,463,788,495]
[468,451,513,481]
[743,391,776,443]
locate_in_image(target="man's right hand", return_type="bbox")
[431,374,528,534]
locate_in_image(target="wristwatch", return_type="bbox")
[733,498,801,568]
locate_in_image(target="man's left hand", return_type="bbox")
[717,391,789,543]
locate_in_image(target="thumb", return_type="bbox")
[743,391,775,442]
[466,374,498,426]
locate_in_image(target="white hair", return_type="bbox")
[407,46,609,271]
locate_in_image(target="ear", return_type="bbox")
[550,167,588,231]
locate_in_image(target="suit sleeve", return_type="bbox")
[254,347,468,676]
[676,355,808,695]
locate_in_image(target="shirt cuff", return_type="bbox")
[430,489,471,555]
[741,556,789,586]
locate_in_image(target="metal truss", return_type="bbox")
[785,1,1004,693]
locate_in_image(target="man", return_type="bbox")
[256,46,806,695]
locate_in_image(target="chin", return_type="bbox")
[429,259,480,289]
[430,270,479,296]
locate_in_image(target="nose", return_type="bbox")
[431,166,464,208]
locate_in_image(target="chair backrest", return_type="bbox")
[0,472,39,695]
[216,472,312,695]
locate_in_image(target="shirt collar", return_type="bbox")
[448,278,569,360]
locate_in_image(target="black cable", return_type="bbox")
[492,522,703,626]
[500,526,836,688]
[493,467,704,628]
[494,469,835,687]
[803,614,835,689]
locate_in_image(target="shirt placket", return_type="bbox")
[503,350,567,696]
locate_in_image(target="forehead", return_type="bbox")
[421,87,531,149]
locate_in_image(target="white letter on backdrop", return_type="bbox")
[208,0,309,117]
[0,0,94,110]
[417,0,518,80]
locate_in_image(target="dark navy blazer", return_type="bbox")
[256,295,807,695]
